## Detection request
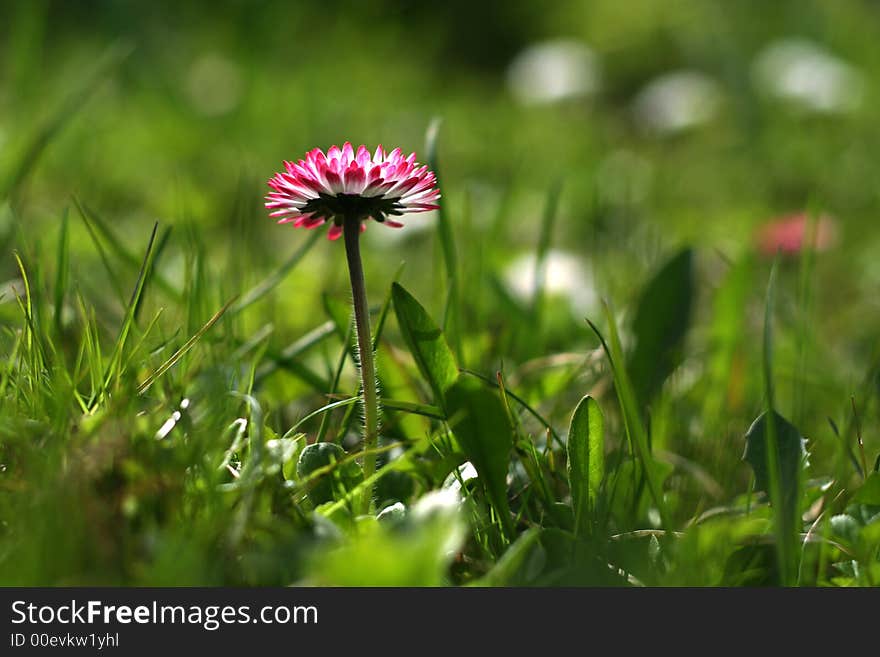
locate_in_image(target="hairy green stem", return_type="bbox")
[342,215,379,514]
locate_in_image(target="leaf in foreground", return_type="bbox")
[392,282,458,408]
[627,248,694,407]
[446,376,515,539]
[743,410,807,535]
[567,395,604,537]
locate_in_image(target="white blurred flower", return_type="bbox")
[504,249,597,316]
[376,501,406,524]
[752,38,864,114]
[185,53,244,116]
[507,39,600,105]
[442,461,479,493]
[411,488,462,520]
[632,70,722,135]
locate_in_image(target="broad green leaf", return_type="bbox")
[721,544,778,586]
[627,248,694,407]
[392,282,458,407]
[446,376,515,539]
[743,410,806,535]
[536,528,627,586]
[852,473,880,506]
[567,395,604,537]
[297,442,363,506]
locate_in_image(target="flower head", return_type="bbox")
[266,143,440,240]
[756,212,838,257]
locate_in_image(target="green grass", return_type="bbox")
[0,0,879,586]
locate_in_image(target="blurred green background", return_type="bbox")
[5,0,880,397]
[1,0,879,585]
[4,1,880,273]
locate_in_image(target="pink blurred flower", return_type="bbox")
[756,212,838,256]
[266,143,440,240]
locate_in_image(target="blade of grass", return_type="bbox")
[425,118,462,363]
[74,197,181,301]
[0,327,23,411]
[280,397,360,438]
[90,223,160,408]
[254,320,337,385]
[229,230,321,316]
[316,317,353,443]
[12,252,49,373]
[53,208,69,338]
[532,180,562,319]
[587,305,672,533]
[137,295,237,395]
[2,42,132,204]
[373,262,406,351]
[381,398,444,420]
[793,207,818,427]
[761,257,797,585]
[460,368,564,449]
[73,198,129,307]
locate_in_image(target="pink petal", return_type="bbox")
[341,142,354,165]
[325,170,343,194]
[343,163,366,194]
[327,224,343,240]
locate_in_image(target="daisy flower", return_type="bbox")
[266,142,441,240]
[267,142,441,515]
[756,212,838,256]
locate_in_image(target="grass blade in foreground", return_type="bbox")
[567,395,605,538]
[91,222,160,408]
[749,258,802,585]
[743,410,806,570]
[425,118,462,362]
[587,306,671,532]
[229,230,321,316]
[137,296,238,395]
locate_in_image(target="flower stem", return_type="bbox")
[342,215,379,514]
